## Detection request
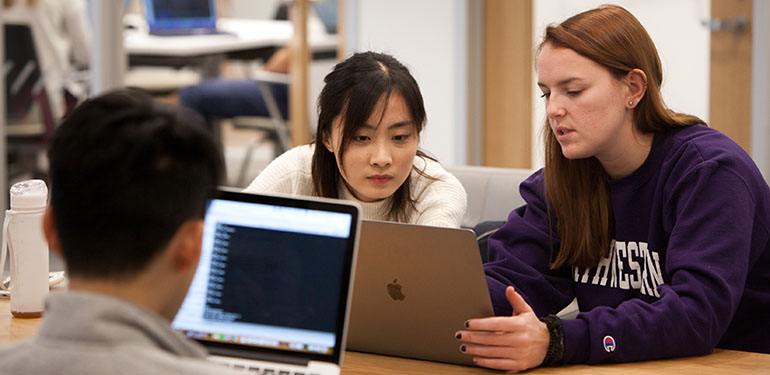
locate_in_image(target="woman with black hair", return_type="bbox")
[245,52,466,227]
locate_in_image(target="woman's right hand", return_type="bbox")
[455,286,550,371]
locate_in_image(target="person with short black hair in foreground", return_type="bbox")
[0,89,239,374]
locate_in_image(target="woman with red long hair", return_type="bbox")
[456,5,770,370]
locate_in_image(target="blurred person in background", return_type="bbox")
[2,0,91,119]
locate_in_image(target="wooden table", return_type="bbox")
[2,297,768,374]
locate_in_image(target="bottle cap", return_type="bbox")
[9,179,48,210]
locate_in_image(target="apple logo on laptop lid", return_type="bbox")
[387,279,405,301]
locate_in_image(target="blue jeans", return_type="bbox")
[178,78,289,120]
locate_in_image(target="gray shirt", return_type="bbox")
[0,292,235,374]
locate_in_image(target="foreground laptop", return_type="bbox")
[142,0,229,36]
[346,220,493,366]
[172,189,360,375]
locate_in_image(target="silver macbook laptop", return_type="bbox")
[346,220,493,366]
[142,0,230,36]
[172,189,360,375]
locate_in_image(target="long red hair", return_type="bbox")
[540,5,705,269]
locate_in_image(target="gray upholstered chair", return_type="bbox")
[444,165,532,228]
[444,165,579,319]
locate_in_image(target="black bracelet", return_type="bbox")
[538,314,564,366]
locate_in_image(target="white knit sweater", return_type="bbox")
[244,145,467,228]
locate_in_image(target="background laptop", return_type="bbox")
[346,220,493,366]
[172,189,360,375]
[142,0,229,36]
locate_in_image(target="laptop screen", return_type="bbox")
[172,190,359,364]
[143,0,217,32]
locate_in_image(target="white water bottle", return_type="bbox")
[1,179,49,318]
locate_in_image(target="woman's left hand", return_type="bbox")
[455,286,550,371]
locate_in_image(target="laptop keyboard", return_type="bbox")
[212,359,320,375]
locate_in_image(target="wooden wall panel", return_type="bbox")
[483,0,533,168]
[289,0,311,146]
[710,0,753,152]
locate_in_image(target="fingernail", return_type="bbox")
[461,345,466,352]
[455,333,462,339]
[464,321,470,328]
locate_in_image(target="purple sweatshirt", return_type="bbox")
[485,124,770,364]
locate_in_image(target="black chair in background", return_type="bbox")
[3,23,57,187]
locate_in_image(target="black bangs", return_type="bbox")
[312,52,430,221]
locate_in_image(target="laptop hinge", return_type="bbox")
[207,347,311,367]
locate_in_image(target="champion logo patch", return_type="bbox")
[603,335,616,352]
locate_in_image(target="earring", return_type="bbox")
[628,100,634,106]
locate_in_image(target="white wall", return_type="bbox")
[345,0,468,166]
[228,0,282,19]
[531,0,711,168]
